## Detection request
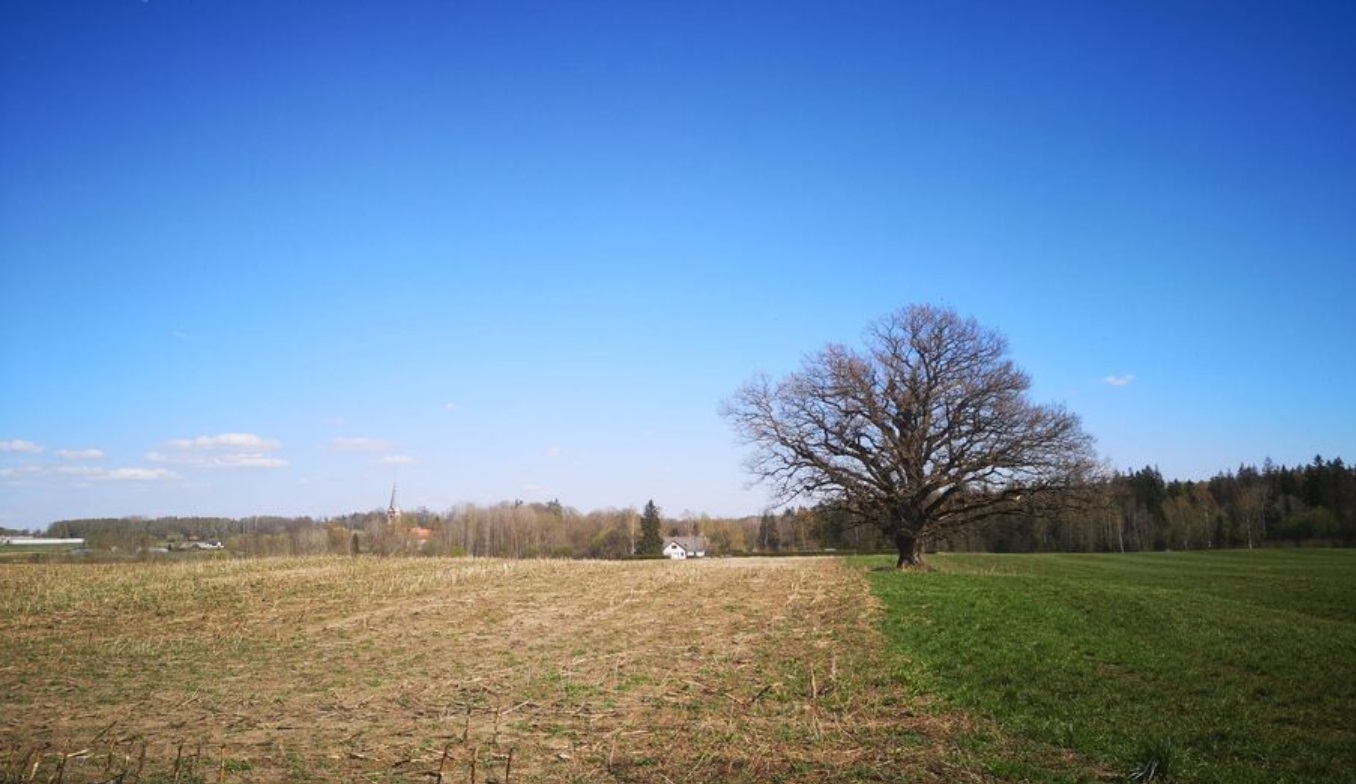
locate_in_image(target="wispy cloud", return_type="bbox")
[545,446,563,459]
[0,466,39,477]
[55,465,105,476]
[380,454,416,465]
[444,402,461,412]
[148,451,289,469]
[102,467,181,481]
[2,464,179,481]
[152,432,288,469]
[168,433,281,451]
[0,439,43,453]
[223,455,289,469]
[56,448,105,461]
[1103,374,1136,387]
[331,437,393,453]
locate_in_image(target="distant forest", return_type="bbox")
[943,456,1356,554]
[34,457,1356,557]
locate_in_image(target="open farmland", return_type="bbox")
[867,550,1356,784]
[0,556,1078,783]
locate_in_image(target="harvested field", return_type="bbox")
[0,556,1018,783]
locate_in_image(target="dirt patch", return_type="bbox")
[1,557,986,782]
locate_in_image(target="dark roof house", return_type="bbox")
[662,536,708,559]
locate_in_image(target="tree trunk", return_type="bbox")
[894,529,924,569]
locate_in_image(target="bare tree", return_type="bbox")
[723,304,1099,568]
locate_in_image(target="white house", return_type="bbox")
[662,536,708,559]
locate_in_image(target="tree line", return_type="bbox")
[34,455,1355,559]
[42,501,771,559]
[940,456,1356,554]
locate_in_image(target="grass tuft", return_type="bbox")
[1127,737,1177,783]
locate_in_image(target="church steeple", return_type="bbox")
[386,482,403,527]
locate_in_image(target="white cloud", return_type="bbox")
[0,463,180,481]
[444,402,461,412]
[222,455,289,469]
[545,447,563,459]
[102,468,181,482]
[380,454,415,465]
[1103,374,1136,387]
[55,465,105,477]
[148,450,288,469]
[56,448,105,461]
[331,437,392,452]
[168,433,281,451]
[0,466,39,477]
[152,432,287,470]
[0,439,43,453]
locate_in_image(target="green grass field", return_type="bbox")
[863,549,1356,784]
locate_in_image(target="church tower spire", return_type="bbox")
[386,482,403,527]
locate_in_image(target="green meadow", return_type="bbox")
[864,549,1356,783]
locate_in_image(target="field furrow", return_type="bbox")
[0,556,1028,783]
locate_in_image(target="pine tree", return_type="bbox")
[639,500,663,555]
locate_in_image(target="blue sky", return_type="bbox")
[2,1,1354,529]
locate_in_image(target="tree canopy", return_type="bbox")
[723,304,1099,567]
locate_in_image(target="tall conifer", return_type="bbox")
[639,500,663,554]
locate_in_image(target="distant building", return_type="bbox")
[662,536,708,559]
[386,483,403,528]
[384,483,434,549]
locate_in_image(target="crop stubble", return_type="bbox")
[2,557,985,782]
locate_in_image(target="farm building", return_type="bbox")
[662,536,708,559]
